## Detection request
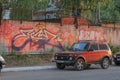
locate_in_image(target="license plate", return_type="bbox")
[57,60,64,63]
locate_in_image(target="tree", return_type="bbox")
[100,0,120,22]
[58,0,112,25]
[1,0,119,25]
[9,0,50,22]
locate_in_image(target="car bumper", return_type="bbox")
[53,60,74,64]
[114,58,120,63]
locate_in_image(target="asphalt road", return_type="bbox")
[0,65,120,80]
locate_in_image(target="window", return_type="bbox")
[72,42,89,51]
[99,44,108,50]
[90,43,98,50]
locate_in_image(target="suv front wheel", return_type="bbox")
[101,57,110,69]
[74,58,85,71]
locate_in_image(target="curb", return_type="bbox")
[1,66,56,72]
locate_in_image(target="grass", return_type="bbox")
[2,54,55,68]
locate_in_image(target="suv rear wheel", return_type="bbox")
[101,57,110,69]
[74,58,85,71]
[56,63,65,69]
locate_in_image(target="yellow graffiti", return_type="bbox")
[37,24,46,30]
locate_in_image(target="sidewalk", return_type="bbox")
[1,66,56,72]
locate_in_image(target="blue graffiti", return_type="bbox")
[12,35,63,51]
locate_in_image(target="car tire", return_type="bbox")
[56,63,65,69]
[74,58,85,71]
[101,57,110,69]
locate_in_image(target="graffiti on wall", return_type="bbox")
[0,20,107,53]
[0,21,76,52]
[12,23,63,51]
[79,28,105,41]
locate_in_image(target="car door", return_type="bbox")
[88,43,101,63]
[98,43,110,59]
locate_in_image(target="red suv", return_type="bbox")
[53,40,112,71]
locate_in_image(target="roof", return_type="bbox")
[32,4,58,20]
[77,40,108,44]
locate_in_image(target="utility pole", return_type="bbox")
[72,3,81,29]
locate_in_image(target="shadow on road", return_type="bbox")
[55,64,102,71]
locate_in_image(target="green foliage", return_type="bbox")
[9,49,18,56]
[100,0,120,21]
[8,0,50,20]
[10,0,36,20]
[1,0,120,24]
[2,54,53,67]
[49,47,55,53]
[109,45,120,54]
[59,0,113,25]
[62,45,70,51]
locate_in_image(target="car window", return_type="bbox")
[99,44,108,50]
[90,43,98,50]
[72,42,89,51]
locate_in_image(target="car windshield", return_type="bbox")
[71,42,89,51]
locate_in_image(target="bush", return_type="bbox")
[109,45,120,54]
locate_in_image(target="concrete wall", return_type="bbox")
[0,20,120,54]
[101,25,120,45]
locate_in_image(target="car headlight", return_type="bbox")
[69,56,73,60]
[0,55,5,62]
[55,53,58,56]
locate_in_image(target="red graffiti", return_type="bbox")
[79,28,105,41]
